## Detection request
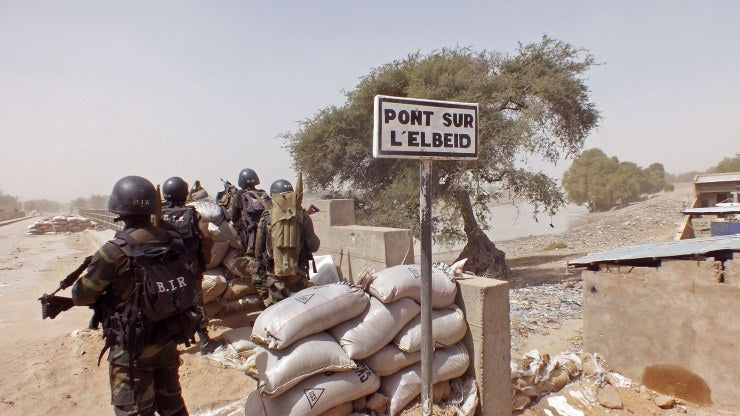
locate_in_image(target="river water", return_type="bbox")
[428,202,592,257]
[484,203,591,242]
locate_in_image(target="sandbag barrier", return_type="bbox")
[243,261,474,416]
[26,215,103,235]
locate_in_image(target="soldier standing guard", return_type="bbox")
[72,175,191,416]
[160,176,221,355]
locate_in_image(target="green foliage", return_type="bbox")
[562,148,673,211]
[707,153,740,173]
[287,37,600,244]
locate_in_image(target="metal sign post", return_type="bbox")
[419,158,433,414]
[373,95,478,416]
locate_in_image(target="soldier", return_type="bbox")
[233,168,271,256]
[72,176,191,416]
[254,178,320,306]
[160,176,221,355]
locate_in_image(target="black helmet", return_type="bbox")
[238,168,260,188]
[270,179,293,195]
[108,176,158,216]
[162,176,188,203]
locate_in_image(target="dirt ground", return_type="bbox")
[0,186,736,416]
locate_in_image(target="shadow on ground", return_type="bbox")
[505,252,585,288]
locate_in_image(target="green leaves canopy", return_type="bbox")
[562,148,673,212]
[287,37,599,245]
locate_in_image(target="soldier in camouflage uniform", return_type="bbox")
[72,176,188,416]
[254,179,320,307]
[160,176,221,356]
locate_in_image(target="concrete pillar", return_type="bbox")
[456,275,511,416]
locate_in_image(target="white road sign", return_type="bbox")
[373,95,478,160]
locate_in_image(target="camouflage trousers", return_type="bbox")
[108,342,187,416]
[255,272,311,307]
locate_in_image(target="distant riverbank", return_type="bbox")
[484,202,590,242]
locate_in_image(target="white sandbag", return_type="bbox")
[208,221,241,248]
[220,326,260,357]
[201,268,228,304]
[256,332,356,397]
[205,240,230,269]
[363,262,462,309]
[245,363,380,416]
[221,247,254,278]
[394,305,467,353]
[251,282,370,350]
[329,297,419,360]
[309,254,341,285]
[380,343,470,416]
[221,278,258,301]
[365,343,421,377]
[190,188,209,201]
[188,200,225,225]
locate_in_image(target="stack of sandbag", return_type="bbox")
[188,201,262,317]
[360,261,471,415]
[188,200,241,269]
[246,260,472,416]
[246,282,379,416]
[26,215,100,235]
[200,264,262,319]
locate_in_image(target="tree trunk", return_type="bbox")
[453,190,511,279]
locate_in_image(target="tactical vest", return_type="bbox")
[161,205,200,265]
[100,232,199,361]
[161,206,197,239]
[240,189,271,231]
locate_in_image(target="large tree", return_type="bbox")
[563,148,673,212]
[286,37,600,278]
[708,153,740,174]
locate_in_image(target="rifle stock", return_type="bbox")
[39,255,93,320]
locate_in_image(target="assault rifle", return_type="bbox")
[38,255,93,319]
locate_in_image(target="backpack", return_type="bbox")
[240,189,271,232]
[217,181,240,222]
[258,191,304,277]
[100,231,199,362]
[161,205,202,267]
[161,206,198,239]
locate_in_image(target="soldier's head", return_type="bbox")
[269,179,293,195]
[238,168,260,189]
[162,176,188,205]
[108,176,157,223]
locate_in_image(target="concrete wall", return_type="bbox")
[307,198,512,415]
[305,198,414,283]
[583,256,740,407]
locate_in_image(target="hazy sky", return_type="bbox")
[1,1,738,202]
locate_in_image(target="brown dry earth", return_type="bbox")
[0,183,736,415]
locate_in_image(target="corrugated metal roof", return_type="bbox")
[683,206,740,214]
[568,234,740,266]
[694,172,740,184]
